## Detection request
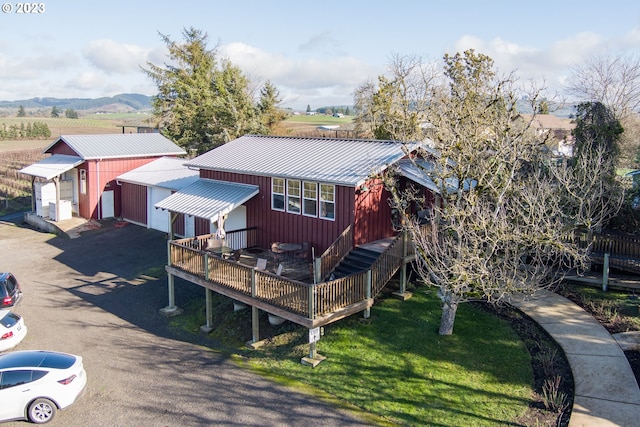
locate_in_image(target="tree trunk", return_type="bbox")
[439,298,459,335]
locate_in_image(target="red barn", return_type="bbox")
[19,134,185,222]
[156,134,431,254]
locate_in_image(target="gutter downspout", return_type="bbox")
[96,159,102,220]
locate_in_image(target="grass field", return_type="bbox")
[171,286,545,426]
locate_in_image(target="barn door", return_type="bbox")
[101,190,115,218]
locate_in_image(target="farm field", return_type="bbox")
[0,113,354,215]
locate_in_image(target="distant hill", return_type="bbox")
[0,93,152,112]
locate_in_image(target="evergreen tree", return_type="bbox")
[143,27,268,154]
[17,105,26,117]
[257,80,286,131]
[51,106,60,118]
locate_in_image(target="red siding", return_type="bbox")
[121,182,147,225]
[75,156,162,220]
[47,142,79,156]
[201,170,353,254]
[353,178,396,245]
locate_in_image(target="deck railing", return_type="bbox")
[172,227,258,252]
[318,225,353,280]
[168,228,410,324]
[370,232,406,296]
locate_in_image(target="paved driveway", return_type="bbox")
[0,217,369,426]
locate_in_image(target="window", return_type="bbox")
[287,180,301,214]
[320,184,335,220]
[272,178,285,211]
[79,169,87,195]
[0,370,34,389]
[271,178,335,221]
[303,182,317,217]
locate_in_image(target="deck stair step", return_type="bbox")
[329,247,380,279]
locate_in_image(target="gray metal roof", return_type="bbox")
[184,135,419,187]
[116,157,199,191]
[18,154,84,180]
[44,134,186,160]
[154,178,259,221]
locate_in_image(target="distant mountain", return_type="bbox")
[0,93,153,111]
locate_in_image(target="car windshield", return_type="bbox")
[0,311,19,328]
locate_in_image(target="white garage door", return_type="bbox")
[149,187,171,232]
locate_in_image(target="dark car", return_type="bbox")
[0,272,22,308]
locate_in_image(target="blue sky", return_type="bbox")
[1,0,639,110]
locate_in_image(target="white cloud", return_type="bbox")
[83,39,150,74]
[222,42,378,90]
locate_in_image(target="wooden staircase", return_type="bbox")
[329,247,380,279]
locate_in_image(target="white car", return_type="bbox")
[0,309,27,352]
[0,350,87,424]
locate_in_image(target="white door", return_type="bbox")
[101,190,115,218]
[218,206,247,250]
[185,215,195,238]
[149,187,171,232]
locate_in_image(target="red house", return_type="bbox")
[157,135,438,362]
[19,134,186,222]
[156,134,427,254]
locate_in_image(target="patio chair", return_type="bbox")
[255,258,268,271]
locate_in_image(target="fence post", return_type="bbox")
[364,270,372,319]
[314,257,322,284]
[602,252,610,292]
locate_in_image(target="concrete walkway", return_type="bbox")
[509,290,640,427]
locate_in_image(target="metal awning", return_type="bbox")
[397,159,475,195]
[397,159,441,194]
[18,154,84,180]
[154,178,259,221]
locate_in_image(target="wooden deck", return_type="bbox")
[166,230,412,328]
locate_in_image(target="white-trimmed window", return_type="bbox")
[320,183,335,220]
[272,178,285,211]
[303,181,317,217]
[79,169,87,195]
[287,180,301,214]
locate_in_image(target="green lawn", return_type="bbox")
[175,287,534,426]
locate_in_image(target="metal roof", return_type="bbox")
[154,178,259,221]
[397,158,476,194]
[44,134,186,160]
[184,135,419,187]
[116,157,198,191]
[18,154,84,180]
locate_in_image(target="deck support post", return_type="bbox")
[200,288,214,333]
[160,239,182,317]
[602,252,610,292]
[160,273,182,316]
[250,269,260,343]
[364,270,372,319]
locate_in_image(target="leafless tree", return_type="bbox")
[370,50,620,335]
[353,53,442,141]
[566,53,640,120]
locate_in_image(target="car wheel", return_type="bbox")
[27,398,57,424]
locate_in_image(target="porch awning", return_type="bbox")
[18,154,84,180]
[397,159,477,195]
[154,178,259,221]
[397,159,441,194]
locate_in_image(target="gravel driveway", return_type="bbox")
[0,216,370,426]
